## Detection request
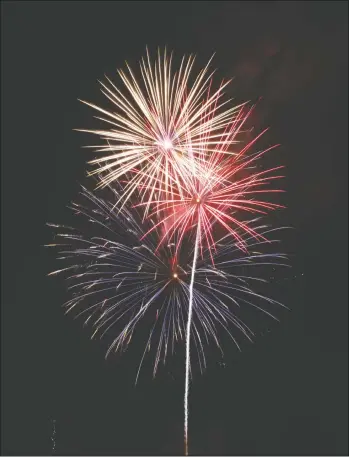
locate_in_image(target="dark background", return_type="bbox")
[2,1,348,455]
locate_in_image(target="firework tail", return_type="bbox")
[184,217,201,455]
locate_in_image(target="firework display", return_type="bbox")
[49,50,285,455]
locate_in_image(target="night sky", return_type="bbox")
[2,1,348,455]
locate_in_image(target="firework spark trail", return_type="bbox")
[51,419,56,454]
[184,216,201,456]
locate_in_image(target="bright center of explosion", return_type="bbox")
[173,273,178,279]
[162,139,173,150]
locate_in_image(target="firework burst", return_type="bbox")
[139,133,284,261]
[77,49,247,213]
[47,184,288,381]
